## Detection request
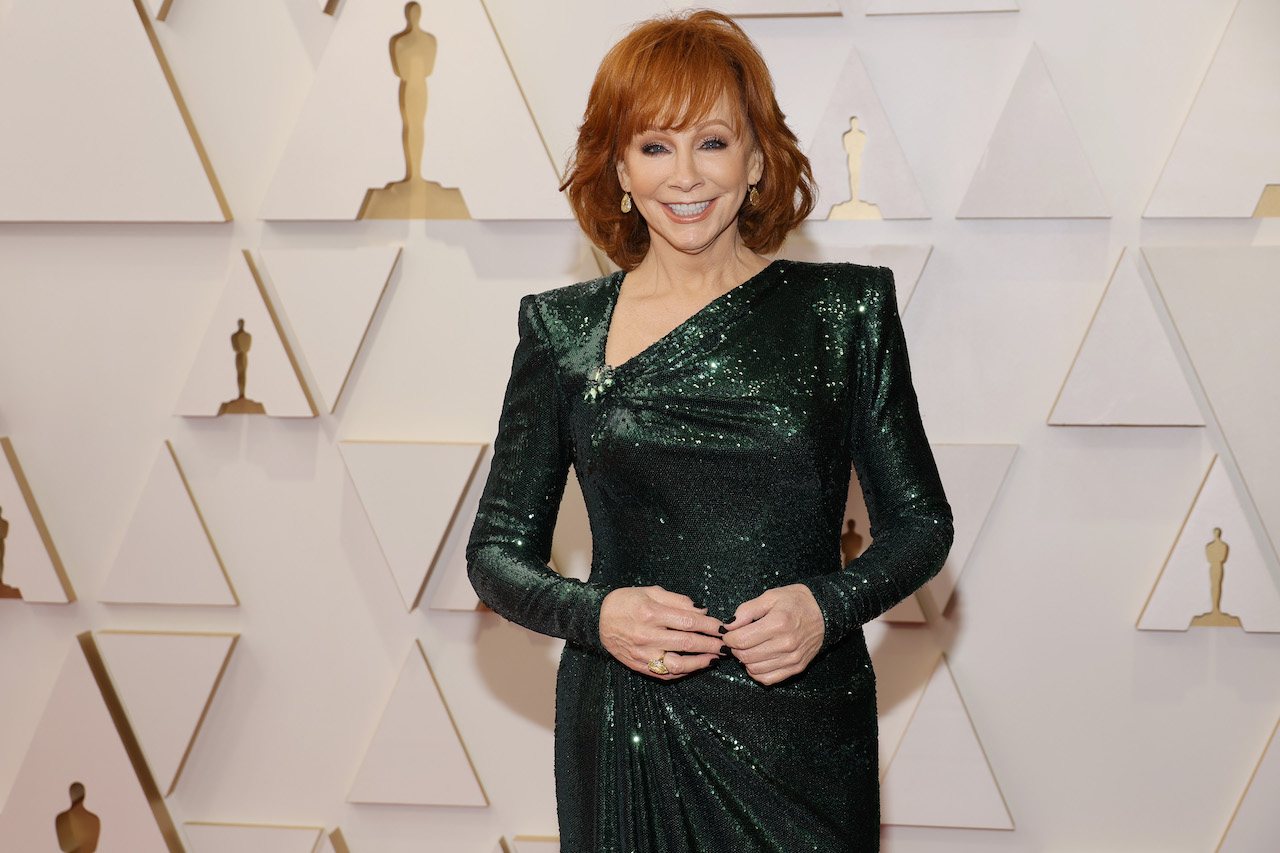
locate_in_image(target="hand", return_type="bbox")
[599,586,725,680]
[722,584,825,685]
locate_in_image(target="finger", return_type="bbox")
[660,608,725,636]
[658,627,726,656]
[646,587,704,612]
[660,651,719,678]
[642,600,723,637]
[722,595,775,632]
[740,643,800,671]
[722,611,785,651]
[729,636,791,665]
[746,664,797,686]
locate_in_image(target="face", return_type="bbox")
[616,95,763,260]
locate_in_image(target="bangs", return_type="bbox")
[612,34,749,149]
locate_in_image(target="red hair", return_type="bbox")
[562,11,815,270]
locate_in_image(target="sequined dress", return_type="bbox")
[468,260,953,852]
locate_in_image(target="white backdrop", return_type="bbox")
[1,0,1278,851]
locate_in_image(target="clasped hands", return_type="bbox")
[598,584,824,686]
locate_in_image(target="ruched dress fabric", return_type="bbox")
[467,260,953,853]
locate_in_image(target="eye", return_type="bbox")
[640,142,669,155]
[700,136,729,150]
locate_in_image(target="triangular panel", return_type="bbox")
[957,45,1108,218]
[867,0,1018,13]
[1138,456,1280,633]
[777,243,931,314]
[175,252,316,418]
[1220,714,1280,852]
[259,247,401,413]
[341,441,485,610]
[1146,0,1280,218]
[348,640,487,805]
[184,823,322,853]
[809,46,929,219]
[100,442,236,606]
[95,631,239,796]
[1146,246,1280,565]
[881,656,1013,829]
[0,0,227,221]
[0,436,73,602]
[426,447,492,612]
[864,621,943,776]
[261,0,566,220]
[920,445,1017,614]
[0,636,181,852]
[1049,250,1204,426]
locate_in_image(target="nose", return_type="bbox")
[669,145,703,193]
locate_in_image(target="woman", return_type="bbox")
[468,11,952,852]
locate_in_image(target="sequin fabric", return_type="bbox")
[468,260,953,852]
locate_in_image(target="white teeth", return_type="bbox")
[668,200,710,216]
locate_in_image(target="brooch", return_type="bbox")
[584,365,616,401]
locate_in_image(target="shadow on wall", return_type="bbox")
[472,617,560,732]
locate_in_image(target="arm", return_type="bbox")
[466,296,611,650]
[801,265,954,649]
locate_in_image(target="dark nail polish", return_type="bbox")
[718,625,728,634]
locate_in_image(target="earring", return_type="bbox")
[621,192,632,213]
[748,184,760,206]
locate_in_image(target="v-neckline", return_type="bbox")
[600,260,780,372]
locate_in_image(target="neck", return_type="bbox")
[630,233,770,297]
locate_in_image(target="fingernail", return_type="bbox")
[718,625,728,634]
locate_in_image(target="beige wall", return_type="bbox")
[1,0,1278,851]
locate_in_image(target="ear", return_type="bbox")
[615,159,631,193]
[748,145,764,187]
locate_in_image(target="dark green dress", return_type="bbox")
[468,260,952,852]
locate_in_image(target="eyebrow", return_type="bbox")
[643,118,736,135]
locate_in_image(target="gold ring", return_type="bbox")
[647,653,669,675]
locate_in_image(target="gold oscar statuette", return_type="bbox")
[1190,527,1243,628]
[828,117,882,221]
[358,2,470,220]
[840,518,865,565]
[217,319,267,415]
[0,505,19,599]
[55,782,101,853]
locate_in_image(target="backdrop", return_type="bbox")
[0,1,1278,851]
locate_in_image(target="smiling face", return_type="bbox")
[615,95,764,261]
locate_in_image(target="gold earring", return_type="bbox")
[621,192,632,213]
[748,184,759,206]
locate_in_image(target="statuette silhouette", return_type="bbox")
[217,319,267,415]
[1190,527,1242,628]
[840,518,865,565]
[55,782,101,853]
[0,505,19,599]
[358,2,470,219]
[829,117,882,220]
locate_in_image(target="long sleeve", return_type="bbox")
[802,266,954,649]
[467,296,611,651]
